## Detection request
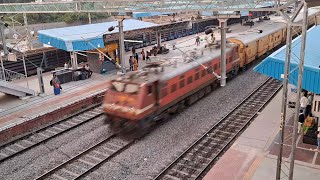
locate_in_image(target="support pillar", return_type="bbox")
[289,2,308,179]
[37,68,45,94]
[219,19,227,87]
[0,55,6,81]
[156,31,161,49]
[118,19,126,74]
[23,13,33,50]
[0,21,8,56]
[70,51,78,69]
[88,13,92,24]
[22,55,29,89]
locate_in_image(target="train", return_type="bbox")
[103,8,320,130]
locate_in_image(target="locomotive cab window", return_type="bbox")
[111,81,139,94]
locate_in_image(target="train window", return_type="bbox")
[171,84,177,93]
[195,72,199,80]
[161,88,168,98]
[180,75,185,79]
[201,69,206,77]
[195,67,200,72]
[187,76,193,84]
[111,82,139,94]
[214,64,218,70]
[147,85,153,95]
[162,82,168,88]
[180,80,185,88]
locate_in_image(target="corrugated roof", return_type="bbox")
[38,19,158,51]
[132,12,174,19]
[254,25,320,94]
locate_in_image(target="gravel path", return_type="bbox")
[0,66,270,180]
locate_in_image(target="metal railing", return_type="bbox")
[0,67,26,82]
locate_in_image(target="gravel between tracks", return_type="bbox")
[0,67,269,180]
[0,115,110,180]
[87,68,269,180]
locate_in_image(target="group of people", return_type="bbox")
[50,63,92,95]
[297,92,320,152]
[128,48,150,71]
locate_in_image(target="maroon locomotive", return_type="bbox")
[103,44,240,129]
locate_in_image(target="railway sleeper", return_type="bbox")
[174,163,203,173]
[172,165,199,177]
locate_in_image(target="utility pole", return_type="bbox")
[288,2,308,179]
[219,19,227,87]
[276,21,293,180]
[276,1,306,179]
[23,13,33,50]
[118,19,126,74]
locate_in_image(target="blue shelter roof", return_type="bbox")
[38,19,158,51]
[132,12,174,19]
[254,25,320,94]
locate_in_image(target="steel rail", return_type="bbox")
[153,77,282,180]
[35,134,116,180]
[0,103,103,163]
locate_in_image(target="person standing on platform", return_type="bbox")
[85,64,93,78]
[141,49,146,61]
[135,53,139,64]
[300,93,308,116]
[302,114,315,135]
[316,125,320,152]
[307,92,313,116]
[50,73,61,95]
[129,56,133,71]
[298,109,305,134]
[64,62,69,69]
[132,46,136,56]
[133,57,138,71]
[195,35,200,46]
[146,51,151,62]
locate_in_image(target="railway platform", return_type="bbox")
[0,14,285,144]
[204,88,320,180]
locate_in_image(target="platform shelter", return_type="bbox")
[254,25,320,118]
[37,19,158,71]
[254,25,320,94]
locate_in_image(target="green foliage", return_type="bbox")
[3,13,110,25]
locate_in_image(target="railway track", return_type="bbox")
[154,78,282,180]
[35,133,135,180]
[0,104,103,163]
